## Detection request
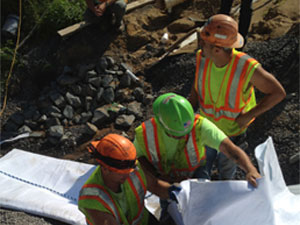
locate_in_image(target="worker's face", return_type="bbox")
[199,38,215,58]
[110,170,131,184]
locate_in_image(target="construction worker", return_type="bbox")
[134,93,261,221]
[84,0,126,31]
[189,14,286,180]
[78,133,180,225]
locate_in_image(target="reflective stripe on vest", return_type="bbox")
[142,115,205,177]
[79,184,122,225]
[171,115,206,177]
[195,50,256,121]
[79,170,146,225]
[128,170,147,225]
[142,118,164,173]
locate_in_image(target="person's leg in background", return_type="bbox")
[193,146,218,180]
[218,0,234,15]
[238,0,253,42]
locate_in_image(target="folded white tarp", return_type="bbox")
[0,149,96,225]
[167,137,300,225]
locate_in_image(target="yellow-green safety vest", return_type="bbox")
[135,115,206,178]
[78,166,148,225]
[194,49,258,136]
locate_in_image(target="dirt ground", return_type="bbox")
[0,0,299,224]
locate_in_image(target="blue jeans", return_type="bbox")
[205,132,248,180]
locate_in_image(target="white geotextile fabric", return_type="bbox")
[0,149,96,225]
[167,137,300,225]
[0,137,299,225]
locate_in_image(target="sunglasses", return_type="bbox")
[88,144,137,170]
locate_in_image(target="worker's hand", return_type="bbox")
[235,111,255,129]
[93,3,106,16]
[246,170,261,187]
[168,185,182,203]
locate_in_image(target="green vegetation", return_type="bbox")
[1,0,86,97]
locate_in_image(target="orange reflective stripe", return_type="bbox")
[134,170,147,195]
[194,50,201,90]
[241,61,256,104]
[127,171,146,225]
[200,110,236,121]
[183,136,192,169]
[86,217,93,225]
[151,118,163,172]
[79,195,115,216]
[171,115,205,176]
[225,53,240,108]
[80,184,122,222]
[201,59,209,102]
[127,178,142,219]
[200,103,244,113]
[142,122,152,162]
[191,115,201,162]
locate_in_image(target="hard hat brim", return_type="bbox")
[88,140,137,174]
[97,159,137,174]
[198,26,244,49]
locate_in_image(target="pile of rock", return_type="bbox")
[3,56,155,145]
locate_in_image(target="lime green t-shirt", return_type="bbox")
[134,117,227,163]
[210,62,227,103]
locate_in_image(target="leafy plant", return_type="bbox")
[38,0,86,37]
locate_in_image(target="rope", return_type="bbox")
[0,0,22,117]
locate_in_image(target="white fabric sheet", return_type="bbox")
[167,137,300,225]
[0,137,299,225]
[0,149,96,225]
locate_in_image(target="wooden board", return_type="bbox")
[57,0,155,37]
[57,21,89,37]
[126,0,155,13]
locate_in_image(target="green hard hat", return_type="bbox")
[153,93,195,137]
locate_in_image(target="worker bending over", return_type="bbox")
[189,14,286,180]
[134,93,261,221]
[78,133,179,225]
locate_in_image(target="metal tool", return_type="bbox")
[120,63,140,82]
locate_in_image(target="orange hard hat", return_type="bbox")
[199,14,244,48]
[88,134,137,174]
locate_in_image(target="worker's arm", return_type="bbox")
[84,209,119,225]
[144,167,172,199]
[138,156,160,177]
[138,156,182,183]
[235,66,286,128]
[219,138,261,187]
